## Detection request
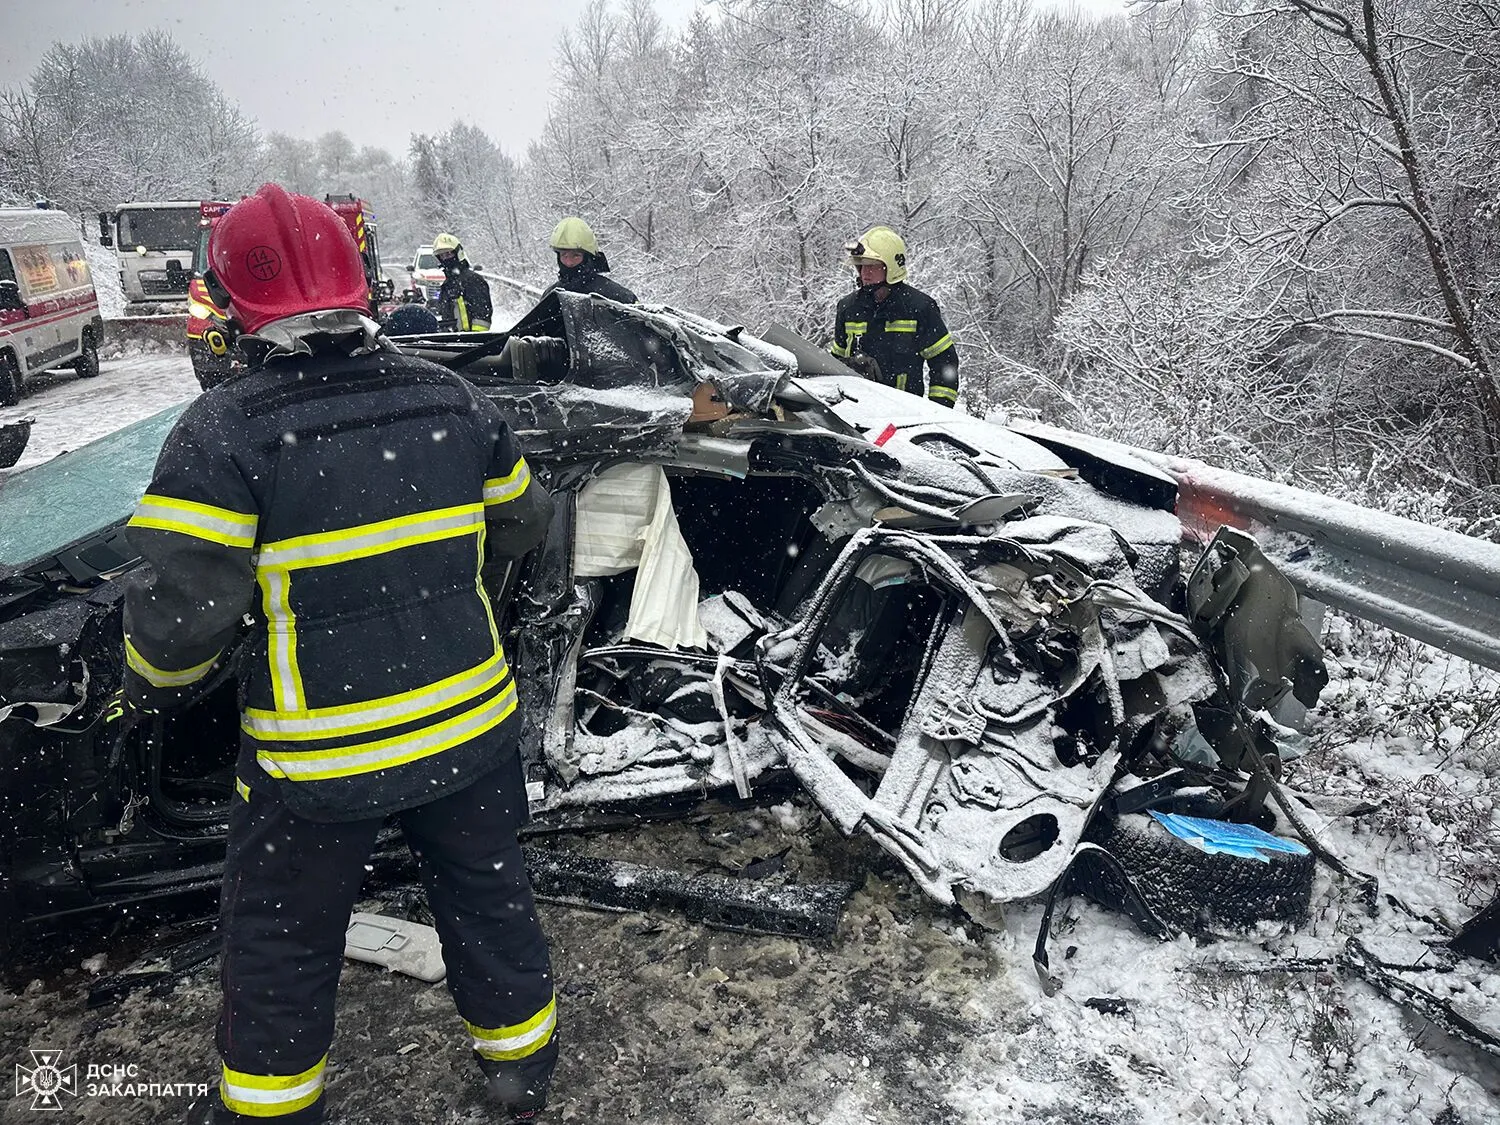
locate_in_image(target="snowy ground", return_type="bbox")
[2,355,1498,1124]
[0,354,199,471]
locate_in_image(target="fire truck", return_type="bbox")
[185,194,393,389]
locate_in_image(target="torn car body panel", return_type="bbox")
[0,296,1331,949]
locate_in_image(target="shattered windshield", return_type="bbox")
[0,404,183,569]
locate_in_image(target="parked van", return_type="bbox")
[0,207,105,407]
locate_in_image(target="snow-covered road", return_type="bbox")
[0,353,199,471]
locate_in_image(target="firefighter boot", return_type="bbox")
[478,1036,557,1122]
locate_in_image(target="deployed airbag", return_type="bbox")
[574,463,709,650]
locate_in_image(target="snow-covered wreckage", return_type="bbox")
[0,290,1331,957]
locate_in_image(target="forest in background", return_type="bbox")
[2,0,1498,530]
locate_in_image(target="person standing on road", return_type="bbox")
[433,231,494,330]
[541,217,638,304]
[116,184,558,1125]
[829,226,959,408]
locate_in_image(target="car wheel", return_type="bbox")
[1076,811,1316,937]
[0,352,21,407]
[74,336,101,378]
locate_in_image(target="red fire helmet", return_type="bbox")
[207,183,368,334]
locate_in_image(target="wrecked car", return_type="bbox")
[0,289,1329,954]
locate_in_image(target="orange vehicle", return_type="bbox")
[185,194,393,390]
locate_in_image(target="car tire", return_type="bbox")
[1076,811,1315,937]
[0,352,21,407]
[74,336,101,378]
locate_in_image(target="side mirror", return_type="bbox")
[96,212,113,248]
[0,279,26,313]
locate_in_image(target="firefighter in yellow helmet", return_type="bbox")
[541,217,638,304]
[829,226,959,407]
[432,232,493,331]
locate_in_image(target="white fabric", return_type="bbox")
[573,463,709,650]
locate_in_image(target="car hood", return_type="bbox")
[0,405,187,579]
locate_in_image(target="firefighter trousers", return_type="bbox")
[212,752,557,1123]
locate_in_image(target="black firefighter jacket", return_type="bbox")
[122,344,552,821]
[438,267,494,331]
[830,282,959,406]
[541,263,638,305]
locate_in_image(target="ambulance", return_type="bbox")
[0,206,105,407]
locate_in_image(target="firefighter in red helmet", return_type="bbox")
[119,184,558,1124]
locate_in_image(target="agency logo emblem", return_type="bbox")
[15,1049,78,1111]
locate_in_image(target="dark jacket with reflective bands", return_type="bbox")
[122,345,551,821]
[438,267,494,331]
[830,282,959,406]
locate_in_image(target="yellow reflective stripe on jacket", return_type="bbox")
[124,636,219,689]
[456,295,471,331]
[885,319,918,333]
[484,460,532,507]
[257,679,517,781]
[896,373,908,392]
[928,385,958,403]
[829,341,851,358]
[235,777,251,802]
[242,651,509,741]
[257,504,484,570]
[129,495,258,549]
[220,1055,326,1118]
[259,568,305,713]
[920,333,955,359]
[843,321,868,336]
[466,994,558,1061]
[476,528,502,651]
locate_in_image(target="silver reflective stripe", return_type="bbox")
[260,569,304,713]
[221,1074,324,1107]
[125,637,219,688]
[259,680,517,781]
[484,460,531,506]
[469,1003,558,1058]
[130,495,258,549]
[243,652,508,740]
[258,506,484,569]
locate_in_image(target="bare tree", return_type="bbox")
[1201,0,1500,480]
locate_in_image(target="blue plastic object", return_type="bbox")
[1148,811,1311,864]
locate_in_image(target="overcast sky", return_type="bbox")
[1,0,1130,159]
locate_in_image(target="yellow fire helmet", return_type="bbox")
[845,226,907,284]
[431,232,468,266]
[549,217,601,256]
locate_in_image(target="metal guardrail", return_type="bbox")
[477,271,544,300]
[1015,420,1500,672]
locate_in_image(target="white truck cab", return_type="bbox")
[97,201,201,312]
[0,206,105,407]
